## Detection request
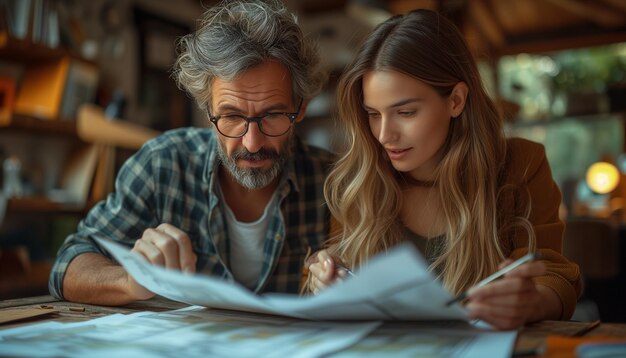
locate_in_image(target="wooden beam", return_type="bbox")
[597,0,626,13]
[298,0,348,15]
[463,21,491,59]
[545,0,626,28]
[469,0,505,48]
[497,31,626,56]
[387,0,437,14]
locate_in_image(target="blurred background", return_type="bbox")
[0,0,625,322]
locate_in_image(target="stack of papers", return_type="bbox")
[0,306,380,358]
[0,306,518,358]
[0,241,518,358]
[95,239,468,321]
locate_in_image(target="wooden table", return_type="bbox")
[2,295,626,357]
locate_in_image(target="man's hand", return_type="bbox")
[133,223,197,271]
[306,250,347,294]
[127,223,198,300]
[465,259,548,330]
[62,224,198,305]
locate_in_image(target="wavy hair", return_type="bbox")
[173,0,326,112]
[325,9,535,294]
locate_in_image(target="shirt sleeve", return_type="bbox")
[48,145,159,299]
[508,140,582,320]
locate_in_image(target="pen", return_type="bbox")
[335,262,357,277]
[572,319,601,337]
[445,252,539,306]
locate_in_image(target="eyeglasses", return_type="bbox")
[208,99,302,138]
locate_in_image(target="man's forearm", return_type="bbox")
[62,253,137,305]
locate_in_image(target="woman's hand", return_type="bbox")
[465,259,549,330]
[306,250,347,294]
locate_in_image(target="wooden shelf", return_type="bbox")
[7,197,88,215]
[0,114,78,137]
[0,35,77,63]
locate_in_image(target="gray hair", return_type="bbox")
[173,0,326,113]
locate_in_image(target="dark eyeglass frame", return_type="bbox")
[208,99,303,138]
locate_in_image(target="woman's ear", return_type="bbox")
[449,82,468,118]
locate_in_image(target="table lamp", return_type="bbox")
[586,162,620,194]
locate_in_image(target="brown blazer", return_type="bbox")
[502,138,582,320]
[303,137,582,320]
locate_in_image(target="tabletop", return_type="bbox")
[1,295,626,357]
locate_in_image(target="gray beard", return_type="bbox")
[216,138,292,190]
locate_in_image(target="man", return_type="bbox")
[49,0,331,305]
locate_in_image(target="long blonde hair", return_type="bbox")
[325,10,535,294]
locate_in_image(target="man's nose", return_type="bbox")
[242,122,265,153]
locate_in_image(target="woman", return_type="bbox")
[307,9,581,330]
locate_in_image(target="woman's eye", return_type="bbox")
[367,112,380,119]
[399,111,416,117]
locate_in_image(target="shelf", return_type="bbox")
[0,114,78,137]
[7,197,89,215]
[0,35,77,63]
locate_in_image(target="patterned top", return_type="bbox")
[49,128,333,298]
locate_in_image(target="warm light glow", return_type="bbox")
[586,162,620,194]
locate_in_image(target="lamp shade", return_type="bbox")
[586,162,620,194]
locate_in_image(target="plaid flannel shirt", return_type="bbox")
[49,128,333,298]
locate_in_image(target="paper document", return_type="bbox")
[0,306,380,358]
[95,238,468,321]
[333,321,517,358]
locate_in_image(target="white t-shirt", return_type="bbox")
[217,182,279,290]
